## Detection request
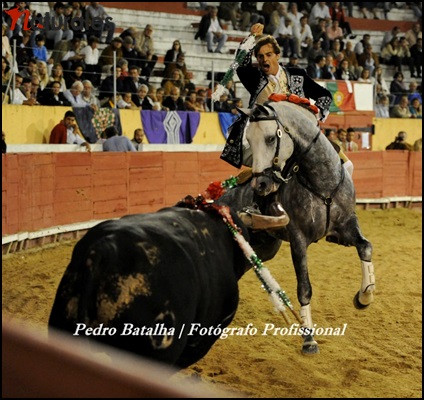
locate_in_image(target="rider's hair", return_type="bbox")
[254,35,281,57]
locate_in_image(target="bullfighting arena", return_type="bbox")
[2,207,422,398]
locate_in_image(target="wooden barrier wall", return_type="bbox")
[1,151,422,237]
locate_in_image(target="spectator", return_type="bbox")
[380,37,404,73]
[133,83,155,109]
[98,37,124,74]
[390,95,413,118]
[345,128,359,152]
[155,87,168,111]
[286,53,300,68]
[195,6,228,54]
[117,92,140,110]
[357,44,380,77]
[261,2,280,34]
[63,81,92,108]
[213,88,232,112]
[102,126,136,152]
[117,58,129,77]
[39,81,71,106]
[2,55,11,92]
[293,15,313,58]
[121,36,143,70]
[326,19,345,51]
[311,18,331,52]
[18,58,37,80]
[409,38,422,78]
[98,66,126,107]
[404,22,421,49]
[287,3,305,31]
[194,88,209,112]
[35,60,50,91]
[372,66,391,101]
[162,86,186,111]
[324,128,338,143]
[49,63,67,92]
[217,2,240,31]
[13,31,35,72]
[2,130,6,154]
[306,55,326,79]
[342,40,361,77]
[322,54,337,80]
[64,62,85,90]
[162,68,185,96]
[306,38,326,64]
[60,36,85,73]
[358,2,388,20]
[85,2,116,44]
[134,24,158,78]
[308,2,331,31]
[66,2,87,40]
[80,35,101,87]
[131,128,145,150]
[385,131,413,150]
[413,138,422,151]
[409,97,422,119]
[184,90,203,112]
[374,94,390,118]
[123,65,148,99]
[164,40,183,75]
[335,128,347,149]
[32,34,49,63]
[239,3,265,32]
[41,2,74,47]
[358,68,372,83]
[266,3,287,36]
[380,26,401,51]
[390,72,409,105]
[408,80,422,103]
[81,80,100,110]
[328,39,344,66]
[49,110,91,151]
[329,2,356,39]
[274,17,296,58]
[9,73,37,105]
[164,52,189,81]
[354,34,371,56]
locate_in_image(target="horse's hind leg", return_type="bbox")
[330,216,375,309]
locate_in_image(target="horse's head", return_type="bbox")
[240,104,295,196]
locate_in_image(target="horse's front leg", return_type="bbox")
[290,239,319,355]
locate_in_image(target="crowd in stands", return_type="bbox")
[1,1,422,121]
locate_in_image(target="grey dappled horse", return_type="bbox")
[217,100,375,354]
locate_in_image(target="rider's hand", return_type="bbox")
[250,23,264,36]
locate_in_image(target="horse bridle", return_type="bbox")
[249,105,345,232]
[249,106,321,184]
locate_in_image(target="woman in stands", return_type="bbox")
[49,63,67,92]
[164,40,184,76]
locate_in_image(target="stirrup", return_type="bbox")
[238,202,290,230]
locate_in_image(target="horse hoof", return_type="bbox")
[353,291,370,309]
[302,343,320,355]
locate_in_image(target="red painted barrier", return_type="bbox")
[1,151,421,238]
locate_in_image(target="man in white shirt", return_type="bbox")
[10,74,37,105]
[63,81,92,108]
[195,6,228,54]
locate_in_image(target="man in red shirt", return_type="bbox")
[49,111,91,151]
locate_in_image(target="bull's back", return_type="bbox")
[48,207,244,366]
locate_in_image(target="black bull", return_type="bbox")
[48,204,261,369]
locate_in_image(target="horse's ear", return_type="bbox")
[236,107,252,117]
[255,103,273,116]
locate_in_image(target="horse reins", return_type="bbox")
[249,106,345,233]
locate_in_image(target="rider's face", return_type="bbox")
[256,43,280,76]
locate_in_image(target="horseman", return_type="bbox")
[220,23,333,227]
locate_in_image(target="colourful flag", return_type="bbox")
[218,112,239,139]
[326,81,355,112]
[141,110,200,144]
[73,107,122,143]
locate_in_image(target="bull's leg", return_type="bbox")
[290,240,319,355]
